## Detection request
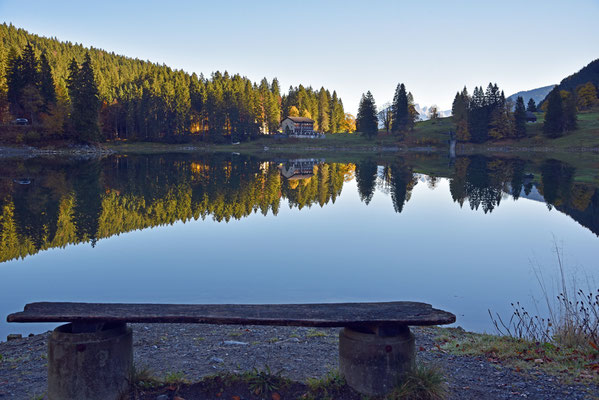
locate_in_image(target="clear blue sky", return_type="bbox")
[2,0,598,113]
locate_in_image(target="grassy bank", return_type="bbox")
[103,111,599,157]
[436,327,599,385]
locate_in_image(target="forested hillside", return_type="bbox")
[0,23,349,143]
[538,58,599,108]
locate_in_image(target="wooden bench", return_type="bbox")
[7,301,455,399]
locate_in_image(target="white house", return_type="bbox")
[280,116,321,137]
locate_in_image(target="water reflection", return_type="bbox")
[0,154,598,264]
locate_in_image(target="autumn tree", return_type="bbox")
[576,82,598,110]
[378,102,392,133]
[340,113,356,133]
[428,105,439,122]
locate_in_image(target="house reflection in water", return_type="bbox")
[278,159,324,180]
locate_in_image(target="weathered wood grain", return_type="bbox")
[7,301,455,327]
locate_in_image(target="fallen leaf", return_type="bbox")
[232,396,241,400]
[174,397,185,400]
[418,346,425,351]
[272,393,281,400]
[534,358,544,364]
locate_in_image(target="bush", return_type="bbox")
[25,130,42,143]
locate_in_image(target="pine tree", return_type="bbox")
[543,87,564,138]
[5,47,23,115]
[562,90,577,132]
[317,88,330,133]
[513,96,527,139]
[20,43,40,88]
[356,91,378,138]
[67,53,101,142]
[452,87,470,141]
[39,52,56,111]
[527,98,537,112]
[329,91,342,133]
[391,83,409,133]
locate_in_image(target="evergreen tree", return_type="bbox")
[67,53,101,142]
[452,87,470,141]
[20,43,40,88]
[526,98,537,112]
[39,52,56,110]
[543,87,564,138]
[562,90,577,132]
[356,91,378,138]
[513,96,527,139]
[5,47,23,115]
[391,83,409,133]
[329,91,343,133]
[317,88,330,133]
[355,159,378,204]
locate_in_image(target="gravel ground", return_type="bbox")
[0,324,597,400]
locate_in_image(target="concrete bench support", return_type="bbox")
[47,322,133,400]
[339,325,415,396]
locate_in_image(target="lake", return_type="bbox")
[1,153,598,339]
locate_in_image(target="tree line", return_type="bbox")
[0,23,350,144]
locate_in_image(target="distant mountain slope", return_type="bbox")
[507,85,555,107]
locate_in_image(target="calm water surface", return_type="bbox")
[1,154,598,338]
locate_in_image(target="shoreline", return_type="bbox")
[0,324,596,399]
[2,142,599,159]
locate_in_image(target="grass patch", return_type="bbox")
[306,369,345,390]
[242,365,289,396]
[164,371,188,385]
[439,331,599,383]
[388,364,448,400]
[306,329,328,338]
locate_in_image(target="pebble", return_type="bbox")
[156,395,169,400]
[223,340,248,345]
[210,356,224,363]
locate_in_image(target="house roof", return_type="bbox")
[284,116,315,123]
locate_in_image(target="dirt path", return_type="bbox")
[0,324,597,399]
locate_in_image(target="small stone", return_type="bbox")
[156,395,168,400]
[7,334,22,341]
[223,340,248,345]
[210,356,224,363]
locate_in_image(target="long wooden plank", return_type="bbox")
[7,301,455,327]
